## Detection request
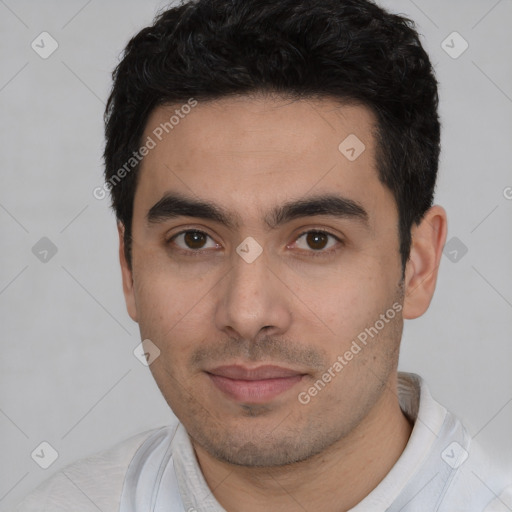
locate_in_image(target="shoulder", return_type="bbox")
[398,373,512,511]
[14,426,174,512]
[482,484,512,511]
[443,438,512,511]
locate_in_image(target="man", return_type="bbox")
[16,0,512,510]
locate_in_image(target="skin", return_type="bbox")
[118,94,447,511]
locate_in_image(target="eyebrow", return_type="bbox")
[146,192,369,230]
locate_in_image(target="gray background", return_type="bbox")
[1,0,511,509]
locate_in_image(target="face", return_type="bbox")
[121,95,408,467]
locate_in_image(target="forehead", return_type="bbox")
[133,95,394,228]
[142,95,375,162]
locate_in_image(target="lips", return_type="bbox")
[206,365,306,403]
[209,365,303,380]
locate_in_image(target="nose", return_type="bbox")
[214,245,292,343]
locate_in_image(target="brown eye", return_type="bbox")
[169,230,218,252]
[183,231,208,249]
[293,230,340,255]
[305,232,328,250]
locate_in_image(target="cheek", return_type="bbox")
[132,262,214,358]
[134,277,179,331]
[316,268,392,343]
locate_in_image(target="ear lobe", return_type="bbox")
[118,222,138,322]
[402,205,448,319]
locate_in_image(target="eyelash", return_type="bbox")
[166,229,343,258]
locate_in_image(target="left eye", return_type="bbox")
[293,231,340,252]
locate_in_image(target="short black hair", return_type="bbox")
[104,0,440,272]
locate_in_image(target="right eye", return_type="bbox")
[167,230,221,255]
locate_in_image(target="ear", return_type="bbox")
[402,205,448,319]
[118,222,138,322]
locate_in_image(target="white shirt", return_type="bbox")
[15,373,512,511]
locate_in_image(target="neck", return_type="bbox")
[192,375,412,512]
